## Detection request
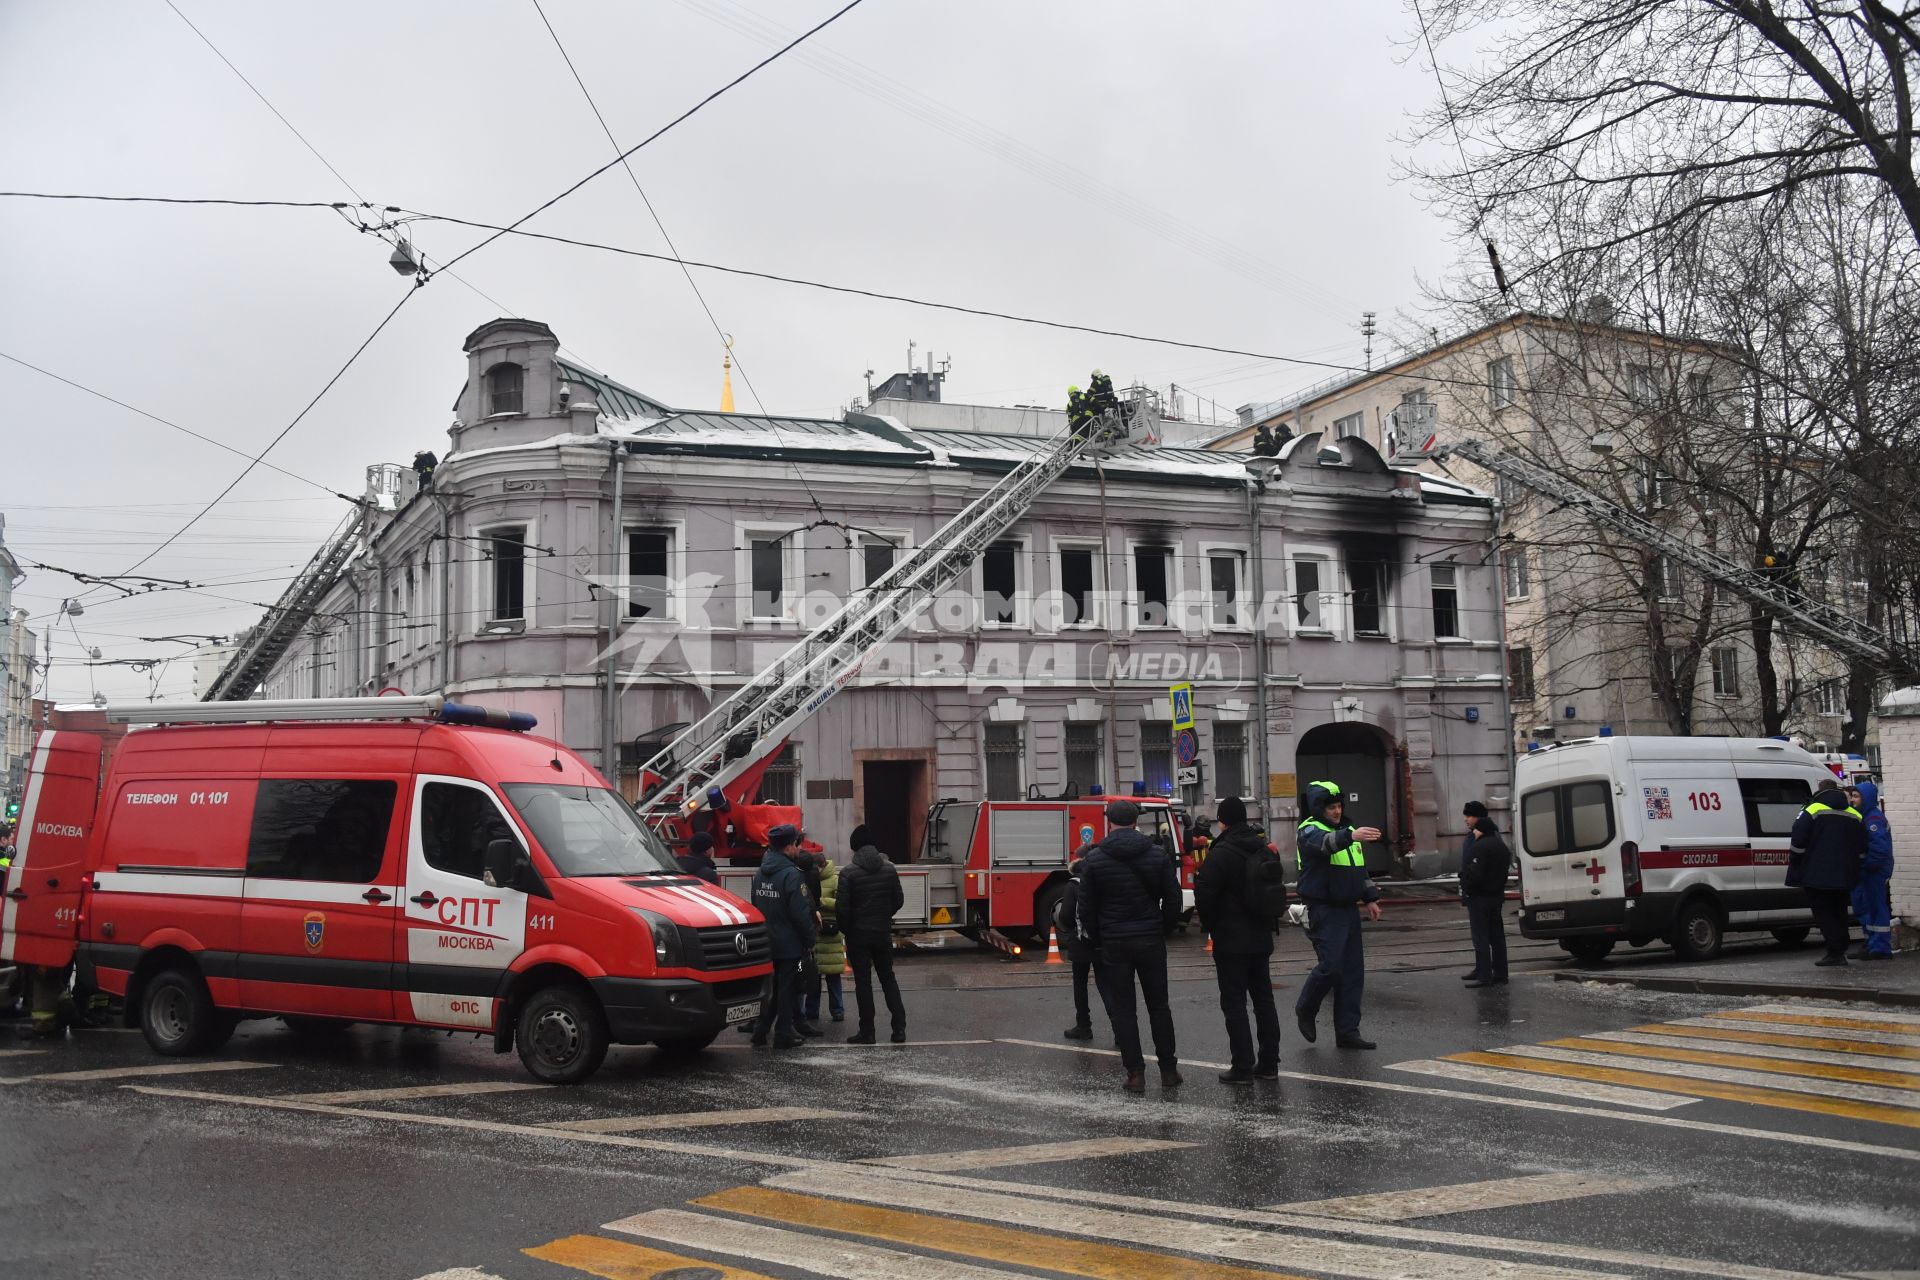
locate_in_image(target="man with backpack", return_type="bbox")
[1194,796,1285,1084]
[1078,798,1183,1094]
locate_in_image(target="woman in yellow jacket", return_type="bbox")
[805,853,847,1024]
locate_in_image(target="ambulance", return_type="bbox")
[0,696,770,1083]
[1514,735,1836,962]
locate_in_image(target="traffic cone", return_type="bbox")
[1045,926,1063,964]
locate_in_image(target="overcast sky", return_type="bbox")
[2,0,1465,703]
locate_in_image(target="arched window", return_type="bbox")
[485,362,524,415]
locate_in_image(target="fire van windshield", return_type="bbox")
[501,784,678,878]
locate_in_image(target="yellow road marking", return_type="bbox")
[526,1232,777,1280]
[1635,1022,1920,1061]
[696,1185,1313,1280]
[1444,1052,1920,1129]
[1713,1010,1920,1035]
[1549,1037,1920,1090]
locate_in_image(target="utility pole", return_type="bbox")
[1361,312,1378,371]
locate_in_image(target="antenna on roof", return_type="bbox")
[1361,312,1378,371]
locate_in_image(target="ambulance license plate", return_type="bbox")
[725,1002,761,1025]
[1535,909,1566,922]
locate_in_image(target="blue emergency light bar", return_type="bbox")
[439,701,538,732]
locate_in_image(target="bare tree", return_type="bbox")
[1411,0,1920,277]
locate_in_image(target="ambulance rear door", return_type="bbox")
[1,731,101,968]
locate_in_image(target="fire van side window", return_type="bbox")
[246,780,397,883]
[1740,777,1812,837]
[421,782,517,881]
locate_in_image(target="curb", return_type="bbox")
[1552,970,1920,1008]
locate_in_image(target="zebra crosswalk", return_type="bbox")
[1391,1001,1920,1132]
[506,1163,1839,1280]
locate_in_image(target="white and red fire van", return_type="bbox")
[0,696,769,1083]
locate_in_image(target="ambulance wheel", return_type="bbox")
[1560,937,1615,964]
[516,984,608,1084]
[1671,900,1724,961]
[654,1031,719,1058]
[1770,927,1811,947]
[140,967,220,1056]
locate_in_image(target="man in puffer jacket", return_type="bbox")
[1789,784,1867,966]
[1078,799,1182,1094]
[1293,779,1383,1050]
[805,854,847,1025]
[837,825,907,1043]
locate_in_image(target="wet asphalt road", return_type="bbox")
[4,905,1916,1280]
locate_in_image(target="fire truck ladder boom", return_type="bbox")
[1427,438,1914,677]
[203,508,362,702]
[632,412,1130,825]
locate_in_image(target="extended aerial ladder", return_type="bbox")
[203,508,363,702]
[630,406,1135,829]
[1419,438,1916,679]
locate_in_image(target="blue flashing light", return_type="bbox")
[1131,780,1147,796]
[1526,741,1541,752]
[705,786,731,813]
[1089,784,1105,797]
[439,701,537,732]
[1598,725,1614,737]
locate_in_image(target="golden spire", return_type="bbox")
[720,334,735,413]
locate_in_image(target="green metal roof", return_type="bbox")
[557,359,674,420]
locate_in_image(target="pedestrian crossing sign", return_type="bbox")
[1169,682,1195,730]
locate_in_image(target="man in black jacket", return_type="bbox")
[1078,799,1183,1093]
[1059,848,1110,1040]
[676,831,721,885]
[1459,813,1511,987]
[1194,796,1282,1084]
[837,825,907,1044]
[747,824,815,1049]
[1788,785,1868,966]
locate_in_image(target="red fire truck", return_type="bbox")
[0,696,770,1084]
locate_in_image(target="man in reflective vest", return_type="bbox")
[1787,785,1867,967]
[1294,780,1383,1049]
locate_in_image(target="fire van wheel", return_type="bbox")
[1770,927,1811,947]
[1671,899,1725,961]
[515,985,609,1084]
[140,968,219,1056]
[1560,937,1615,964]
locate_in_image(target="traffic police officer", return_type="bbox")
[1294,779,1383,1049]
